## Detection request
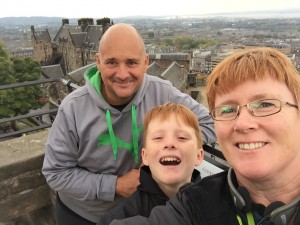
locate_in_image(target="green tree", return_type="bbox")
[10,57,44,115]
[0,42,45,131]
[0,42,15,118]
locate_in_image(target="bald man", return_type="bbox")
[42,23,216,225]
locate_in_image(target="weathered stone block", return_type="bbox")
[0,184,51,222]
[0,131,54,224]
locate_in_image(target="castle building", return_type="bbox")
[31,17,112,74]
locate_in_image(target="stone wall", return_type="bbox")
[0,130,55,225]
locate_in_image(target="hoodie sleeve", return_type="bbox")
[169,86,216,145]
[42,106,117,201]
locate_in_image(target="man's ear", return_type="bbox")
[141,148,149,166]
[145,55,149,65]
[195,148,204,166]
[143,55,149,72]
[96,53,101,69]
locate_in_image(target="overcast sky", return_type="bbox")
[2,0,300,18]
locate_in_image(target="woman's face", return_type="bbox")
[214,77,300,181]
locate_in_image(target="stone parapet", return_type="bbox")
[0,130,55,225]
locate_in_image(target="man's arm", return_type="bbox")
[109,193,192,225]
[42,108,125,201]
[116,169,140,197]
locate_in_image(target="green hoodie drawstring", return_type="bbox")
[105,105,139,162]
[131,105,139,163]
[105,109,118,160]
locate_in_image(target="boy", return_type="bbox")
[97,102,204,224]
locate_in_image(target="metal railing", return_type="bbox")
[0,78,78,140]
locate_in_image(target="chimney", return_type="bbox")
[180,65,185,81]
[62,19,69,26]
[96,17,112,35]
[79,18,94,31]
[96,17,110,26]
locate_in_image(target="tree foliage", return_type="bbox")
[0,42,44,124]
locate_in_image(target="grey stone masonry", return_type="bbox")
[0,130,55,225]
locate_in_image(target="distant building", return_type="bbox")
[244,42,292,55]
[31,17,113,74]
[148,53,190,72]
[191,50,211,73]
[148,61,188,93]
[210,52,233,71]
[10,48,34,58]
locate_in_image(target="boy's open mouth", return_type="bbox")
[159,157,181,166]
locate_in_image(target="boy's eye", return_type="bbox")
[178,136,187,140]
[153,136,163,140]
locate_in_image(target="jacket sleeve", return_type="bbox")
[97,193,140,225]
[169,86,216,145]
[108,194,192,225]
[42,107,117,201]
[109,216,150,225]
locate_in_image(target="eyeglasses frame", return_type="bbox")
[210,99,299,121]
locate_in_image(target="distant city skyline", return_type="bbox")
[2,0,300,19]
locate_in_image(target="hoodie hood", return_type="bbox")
[138,166,169,198]
[138,166,201,196]
[84,65,102,96]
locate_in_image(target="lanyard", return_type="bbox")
[237,212,255,225]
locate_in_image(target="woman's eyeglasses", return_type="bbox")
[210,99,298,121]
